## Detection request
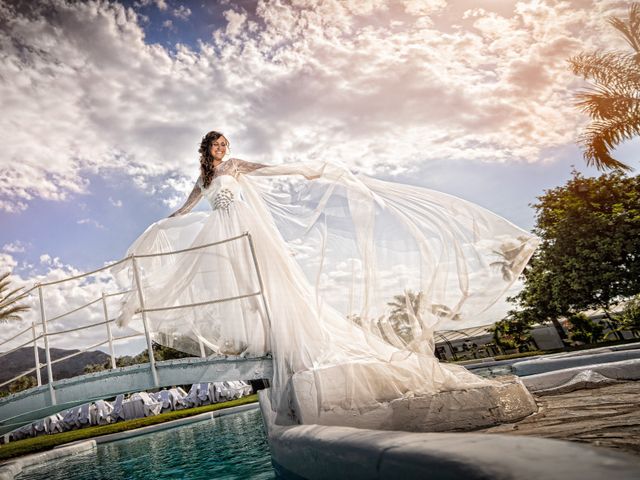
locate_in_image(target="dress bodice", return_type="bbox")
[202,174,242,211]
[197,158,267,212]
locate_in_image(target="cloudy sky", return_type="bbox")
[1,0,638,358]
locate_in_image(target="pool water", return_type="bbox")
[468,364,514,378]
[18,408,275,480]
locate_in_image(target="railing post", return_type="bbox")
[245,233,274,335]
[131,255,160,387]
[101,292,117,370]
[37,285,56,405]
[186,287,207,358]
[31,322,41,386]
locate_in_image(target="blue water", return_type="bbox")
[18,408,275,480]
[468,364,513,378]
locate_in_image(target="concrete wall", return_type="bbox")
[258,390,640,480]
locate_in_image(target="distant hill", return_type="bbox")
[0,347,110,391]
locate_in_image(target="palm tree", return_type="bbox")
[386,290,423,343]
[569,3,640,171]
[0,272,30,323]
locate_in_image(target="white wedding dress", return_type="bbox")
[113,158,538,421]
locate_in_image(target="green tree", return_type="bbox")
[569,3,640,171]
[8,375,37,394]
[84,363,107,374]
[509,255,568,342]
[488,311,535,353]
[620,294,640,332]
[386,290,423,344]
[567,313,605,344]
[515,170,640,330]
[0,272,30,323]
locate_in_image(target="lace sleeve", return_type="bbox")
[229,158,268,176]
[168,178,203,217]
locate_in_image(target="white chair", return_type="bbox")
[110,394,125,422]
[33,418,47,436]
[196,383,211,406]
[61,406,81,430]
[78,403,91,427]
[124,392,162,418]
[48,413,64,433]
[168,387,188,410]
[152,390,173,412]
[91,400,113,425]
[183,384,199,407]
[208,382,223,403]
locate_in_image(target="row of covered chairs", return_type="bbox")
[3,381,253,442]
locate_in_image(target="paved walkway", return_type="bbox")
[479,381,640,456]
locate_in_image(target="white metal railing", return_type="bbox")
[0,232,272,406]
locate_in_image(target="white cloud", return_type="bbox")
[0,0,629,214]
[0,253,18,272]
[173,5,191,20]
[77,218,106,229]
[403,0,446,16]
[161,175,197,209]
[223,9,247,37]
[134,0,167,11]
[162,19,174,29]
[108,196,123,207]
[2,241,26,253]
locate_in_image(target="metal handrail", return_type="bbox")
[0,366,41,388]
[39,332,145,369]
[46,297,103,323]
[48,339,110,366]
[104,289,132,298]
[46,318,115,336]
[36,256,131,287]
[42,289,131,325]
[0,324,33,347]
[132,232,248,258]
[140,291,261,313]
[0,334,43,359]
[110,332,145,342]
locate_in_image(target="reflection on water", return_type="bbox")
[19,409,275,480]
[468,364,513,378]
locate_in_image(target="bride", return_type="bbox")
[113,130,538,422]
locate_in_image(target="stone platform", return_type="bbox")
[288,371,537,432]
[478,381,640,456]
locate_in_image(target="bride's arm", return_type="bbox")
[168,179,203,217]
[231,158,268,175]
[232,158,320,180]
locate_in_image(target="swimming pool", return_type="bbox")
[468,364,514,378]
[18,409,275,480]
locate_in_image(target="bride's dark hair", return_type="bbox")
[199,131,229,188]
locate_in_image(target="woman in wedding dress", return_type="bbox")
[113,130,538,422]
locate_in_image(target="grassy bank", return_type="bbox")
[0,394,258,462]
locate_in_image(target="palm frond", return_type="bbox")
[569,52,640,89]
[0,271,30,322]
[579,115,640,171]
[0,272,13,293]
[575,87,640,120]
[609,3,640,53]
[0,304,30,323]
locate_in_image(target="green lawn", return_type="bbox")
[0,394,259,462]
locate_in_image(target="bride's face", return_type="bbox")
[210,136,228,162]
